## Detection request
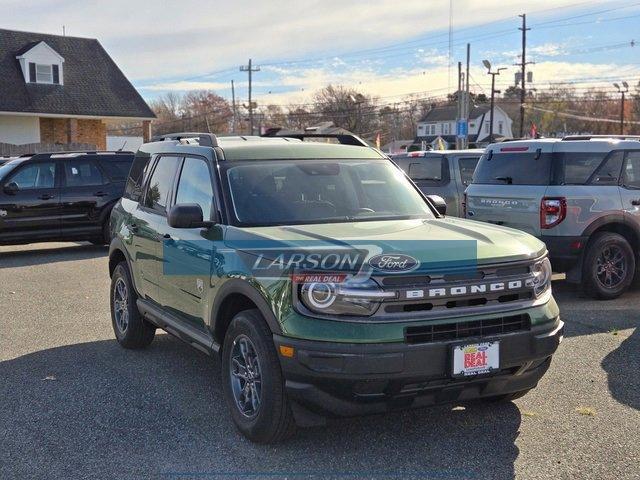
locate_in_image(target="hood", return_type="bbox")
[225,217,546,269]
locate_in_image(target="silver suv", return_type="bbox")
[392,149,482,217]
[465,135,640,299]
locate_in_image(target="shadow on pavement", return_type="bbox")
[602,326,639,412]
[0,335,522,480]
[0,243,107,269]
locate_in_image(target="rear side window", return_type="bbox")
[6,162,56,189]
[473,152,552,185]
[63,160,105,187]
[100,158,133,182]
[559,152,607,185]
[623,151,640,189]
[124,152,152,201]
[143,155,181,213]
[590,151,624,185]
[458,157,479,186]
[403,156,448,185]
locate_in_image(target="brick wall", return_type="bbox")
[39,118,106,150]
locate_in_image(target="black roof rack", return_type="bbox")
[562,135,640,141]
[151,132,219,147]
[19,150,134,160]
[261,129,369,147]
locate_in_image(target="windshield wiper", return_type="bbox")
[494,176,513,184]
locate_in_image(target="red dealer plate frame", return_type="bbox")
[451,341,500,377]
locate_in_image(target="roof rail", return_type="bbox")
[261,130,369,147]
[151,132,219,147]
[562,135,640,141]
[15,150,134,159]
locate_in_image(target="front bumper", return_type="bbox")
[274,317,563,419]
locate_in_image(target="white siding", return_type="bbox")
[0,116,40,145]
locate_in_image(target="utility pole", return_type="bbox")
[464,43,471,149]
[614,82,629,135]
[456,61,463,150]
[518,14,531,138]
[231,80,237,133]
[240,59,260,135]
[483,60,506,142]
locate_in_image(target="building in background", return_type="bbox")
[416,104,513,149]
[0,29,154,154]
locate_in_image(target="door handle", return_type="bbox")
[38,193,54,200]
[632,199,640,206]
[93,191,108,197]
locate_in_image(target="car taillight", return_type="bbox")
[540,197,566,229]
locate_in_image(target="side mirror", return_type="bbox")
[426,195,447,216]
[168,203,214,229]
[3,182,19,195]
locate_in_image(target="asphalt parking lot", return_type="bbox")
[0,242,638,480]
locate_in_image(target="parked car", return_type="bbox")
[391,149,483,217]
[0,150,134,245]
[465,135,640,299]
[108,132,562,443]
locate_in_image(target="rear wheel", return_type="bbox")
[110,262,155,349]
[221,309,296,443]
[582,232,634,300]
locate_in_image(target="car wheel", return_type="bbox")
[482,389,531,402]
[583,232,635,300]
[110,261,155,349]
[221,309,296,443]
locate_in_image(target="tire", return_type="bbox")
[221,309,296,443]
[582,232,635,300]
[482,389,531,402]
[110,261,155,349]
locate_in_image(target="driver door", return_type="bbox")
[0,160,61,243]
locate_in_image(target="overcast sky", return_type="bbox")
[2,0,640,106]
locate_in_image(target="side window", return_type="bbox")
[63,160,105,187]
[7,162,56,189]
[125,152,153,201]
[561,152,607,185]
[623,151,640,189]
[458,157,479,186]
[589,151,624,185]
[100,159,133,182]
[407,157,446,185]
[175,157,214,220]
[143,155,181,213]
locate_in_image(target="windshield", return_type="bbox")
[224,159,435,226]
[473,152,552,185]
[0,160,20,181]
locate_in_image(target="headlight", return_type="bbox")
[530,257,552,297]
[297,276,395,317]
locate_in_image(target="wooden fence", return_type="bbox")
[0,142,97,156]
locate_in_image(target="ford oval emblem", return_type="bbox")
[368,254,419,273]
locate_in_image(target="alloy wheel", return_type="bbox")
[113,277,129,332]
[595,244,626,289]
[229,335,262,418]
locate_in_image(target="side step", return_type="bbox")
[137,298,220,355]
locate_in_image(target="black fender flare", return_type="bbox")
[107,236,140,292]
[580,213,629,238]
[210,278,283,338]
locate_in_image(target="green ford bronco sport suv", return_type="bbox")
[108,132,563,443]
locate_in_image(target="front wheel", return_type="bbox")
[582,232,635,300]
[221,309,296,443]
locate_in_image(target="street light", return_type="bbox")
[614,82,630,135]
[484,60,507,141]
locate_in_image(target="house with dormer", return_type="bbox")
[0,29,155,152]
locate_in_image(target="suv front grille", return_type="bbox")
[404,314,530,344]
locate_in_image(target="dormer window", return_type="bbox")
[16,41,64,85]
[29,63,60,84]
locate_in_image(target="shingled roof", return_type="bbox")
[419,104,491,123]
[0,29,155,119]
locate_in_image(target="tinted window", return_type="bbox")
[63,160,105,187]
[125,152,153,201]
[623,151,640,189]
[225,159,434,226]
[175,157,214,220]
[407,158,445,182]
[473,152,552,185]
[458,157,479,186]
[100,159,133,182]
[7,162,56,189]
[590,151,624,185]
[144,156,181,212]
[560,152,607,184]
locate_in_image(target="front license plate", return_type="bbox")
[452,341,499,377]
